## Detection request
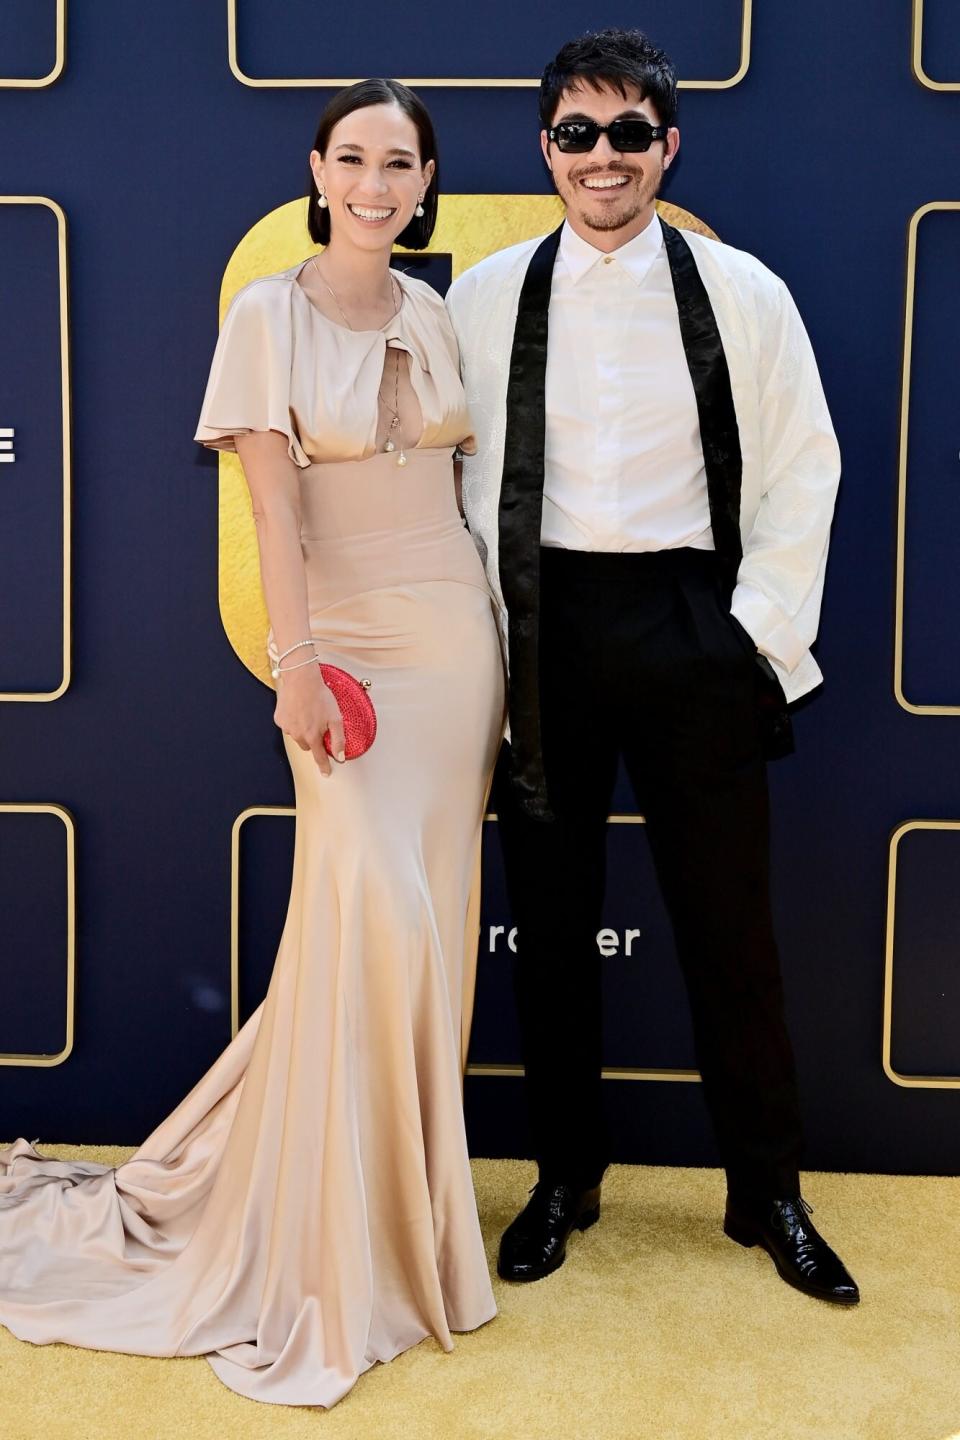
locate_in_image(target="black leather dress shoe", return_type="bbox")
[497,1180,602,1282]
[724,1197,860,1305]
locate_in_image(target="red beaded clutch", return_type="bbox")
[319,664,377,760]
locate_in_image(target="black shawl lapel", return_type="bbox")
[660,219,792,755]
[659,217,743,592]
[498,223,563,819]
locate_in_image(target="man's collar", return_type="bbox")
[557,211,663,287]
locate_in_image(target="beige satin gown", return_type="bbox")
[0,261,505,1407]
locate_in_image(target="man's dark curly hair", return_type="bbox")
[539,28,678,131]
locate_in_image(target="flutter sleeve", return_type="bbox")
[193,278,311,467]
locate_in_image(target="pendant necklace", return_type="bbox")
[311,257,407,467]
[378,348,407,467]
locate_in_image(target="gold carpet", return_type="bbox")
[1,1148,958,1440]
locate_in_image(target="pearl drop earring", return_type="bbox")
[317,187,328,209]
[415,194,425,218]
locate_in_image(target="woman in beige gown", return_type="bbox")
[0,81,504,1407]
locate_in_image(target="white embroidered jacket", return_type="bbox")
[445,228,841,703]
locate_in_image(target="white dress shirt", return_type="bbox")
[446,225,841,703]
[543,216,713,552]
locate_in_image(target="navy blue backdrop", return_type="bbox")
[1,0,959,1173]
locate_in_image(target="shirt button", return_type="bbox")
[603,256,613,264]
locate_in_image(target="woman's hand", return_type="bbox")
[273,664,346,777]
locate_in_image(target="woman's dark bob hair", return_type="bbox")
[306,78,439,250]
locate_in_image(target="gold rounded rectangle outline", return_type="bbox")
[883,819,960,1089]
[0,0,66,87]
[231,805,700,1083]
[894,202,960,716]
[0,196,71,702]
[911,0,960,91]
[227,0,751,90]
[0,803,76,1067]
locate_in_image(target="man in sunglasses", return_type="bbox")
[446,28,857,1303]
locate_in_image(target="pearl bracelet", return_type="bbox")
[271,638,319,680]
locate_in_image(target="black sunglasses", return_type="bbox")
[547,119,670,154]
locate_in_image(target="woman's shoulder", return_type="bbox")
[223,268,299,319]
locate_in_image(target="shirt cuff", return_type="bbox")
[730,581,806,673]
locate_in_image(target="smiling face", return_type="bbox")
[540,80,679,248]
[310,102,434,253]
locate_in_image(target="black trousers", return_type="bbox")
[494,546,804,1205]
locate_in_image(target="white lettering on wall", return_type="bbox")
[482,924,644,956]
